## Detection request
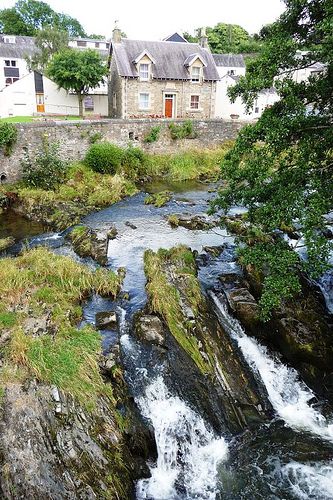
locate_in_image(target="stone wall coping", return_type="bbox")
[14,118,254,129]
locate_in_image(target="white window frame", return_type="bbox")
[139,63,149,81]
[113,92,117,109]
[139,92,150,110]
[191,66,201,83]
[190,94,200,110]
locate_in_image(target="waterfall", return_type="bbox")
[136,376,228,500]
[281,461,333,499]
[209,292,333,442]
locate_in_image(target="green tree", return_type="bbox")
[47,48,107,117]
[184,23,263,53]
[0,0,85,37]
[212,0,333,319]
[26,27,69,72]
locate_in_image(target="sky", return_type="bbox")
[1,0,286,40]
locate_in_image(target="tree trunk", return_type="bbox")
[78,94,83,118]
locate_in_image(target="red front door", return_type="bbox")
[165,97,173,118]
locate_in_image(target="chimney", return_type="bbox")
[112,21,122,43]
[199,27,209,49]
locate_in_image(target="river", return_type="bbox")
[1,181,333,499]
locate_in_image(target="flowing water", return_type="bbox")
[2,181,333,499]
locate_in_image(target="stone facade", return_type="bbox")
[0,118,246,182]
[110,78,216,120]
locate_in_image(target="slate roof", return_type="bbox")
[112,39,220,81]
[0,35,37,58]
[212,54,245,68]
[164,32,188,43]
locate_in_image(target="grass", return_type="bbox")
[145,142,233,181]
[0,115,81,123]
[0,247,124,407]
[144,246,211,374]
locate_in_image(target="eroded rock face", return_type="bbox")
[219,267,333,401]
[0,383,126,499]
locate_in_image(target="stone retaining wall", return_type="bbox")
[0,118,247,182]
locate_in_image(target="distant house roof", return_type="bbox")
[112,39,219,81]
[0,35,37,58]
[212,54,245,68]
[163,32,188,43]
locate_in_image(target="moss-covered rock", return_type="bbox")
[0,237,15,252]
[144,191,172,208]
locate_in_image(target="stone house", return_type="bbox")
[108,29,219,119]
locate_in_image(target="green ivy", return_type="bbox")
[0,122,18,156]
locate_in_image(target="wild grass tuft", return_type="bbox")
[0,247,124,406]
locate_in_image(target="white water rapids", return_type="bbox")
[210,291,333,499]
[209,291,333,442]
[136,376,228,500]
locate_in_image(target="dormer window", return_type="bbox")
[191,66,201,82]
[4,36,16,44]
[139,63,149,80]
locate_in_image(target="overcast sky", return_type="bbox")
[1,0,286,40]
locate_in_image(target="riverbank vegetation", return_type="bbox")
[0,247,124,407]
[212,0,333,318]
[0,141,231,231]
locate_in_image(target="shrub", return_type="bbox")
[121,145,147,179]
[88,131,103,144]
[144,125,161,143]
[21,139,68,190]
[169,120,196,140]
[85,142,123,174]
[0,122,18,156]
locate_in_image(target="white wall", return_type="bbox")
[0,73,36,117]
[215,75,279,120]
[0,72,109,118]
[0,56,30,91]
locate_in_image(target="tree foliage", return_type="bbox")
[212,0,333,318]
[26,27,69,72]
[47,48,107,117]
[184,23,263,53]
[0,0,85,37]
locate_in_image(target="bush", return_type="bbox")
[121,145,147,179]
[21,139,68,190]
[169,120,196,140]
[0,122,18,156]
[144,125,161,143]
[85,142,123,174]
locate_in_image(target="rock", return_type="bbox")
[107,225,118,240]
[95,311,117,330]
[23,315,48,336]
[167,213,218,230]
[66,225,109,266]
[204,245,225,256]
[135,315,165,346]
[125,221,137,229]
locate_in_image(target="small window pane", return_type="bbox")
[190,95,199,109]
[11,60,16,67]
[139,63,149,80]
[139,93,149,109]
[5,60,10,66]
[191,66,200,82]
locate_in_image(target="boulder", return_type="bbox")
[135,315,165,346]
[95,311,117,330]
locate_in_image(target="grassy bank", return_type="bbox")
[0,247,124,407]
[0,141,232,232]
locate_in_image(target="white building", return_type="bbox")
[213,53,279,120]
[0,34,109,118]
